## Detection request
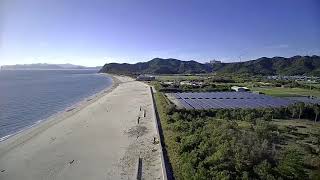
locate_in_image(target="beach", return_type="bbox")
[0,75,162,180]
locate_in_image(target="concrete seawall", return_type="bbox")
[149,86,174,180]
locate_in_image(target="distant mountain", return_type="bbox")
[1,63,101,70]
[99,58,213,75]
[99,55,320,76]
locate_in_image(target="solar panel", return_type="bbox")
[214,99,230,108]
[286,97,320,105]
[195,99,212,109]
[170,92,296,110]
[179,99,193,109]
[201,99,223,108]
[185,99,203,109]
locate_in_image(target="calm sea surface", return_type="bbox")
[0,70,112,140]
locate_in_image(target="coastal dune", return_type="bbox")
[0,75,162,180]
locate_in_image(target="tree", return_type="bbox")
[289,106,297,119]
[297,102,305,119]
[254,160,276,180]
[313,105,320,123]
[277,148,307,179]
[262,109,273,121]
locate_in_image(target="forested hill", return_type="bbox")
[212,55,320,75]
[99,58,213,74]
[99,55,320,75]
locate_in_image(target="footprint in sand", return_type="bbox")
[50,137,56,143]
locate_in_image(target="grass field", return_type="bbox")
[238,119,320,177]
[299,82,320,88]
[252,87,320,97]
[273,119,320,174]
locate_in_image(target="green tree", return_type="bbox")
[289,106,297,119]
[313,105,320,123]
[262,109,273,121]
[254,160,276,180]
[297,102,305,119]
[277,148,307,179]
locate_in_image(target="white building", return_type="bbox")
[231,86,249,92]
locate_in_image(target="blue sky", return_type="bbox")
[1,0,319,66]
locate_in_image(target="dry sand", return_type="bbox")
[0,75,162,180]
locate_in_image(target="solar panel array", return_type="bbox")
[169,92,295,110]
[286,97,320,105]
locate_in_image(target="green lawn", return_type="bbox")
[300,82,320,89]
[252,87,320,97]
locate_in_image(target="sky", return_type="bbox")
[0,0,319,66]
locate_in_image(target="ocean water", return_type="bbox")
[0,70,113,141]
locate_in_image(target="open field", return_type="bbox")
[238,118,320,176]
[252,87,320,97]
[273,119,320,174]
[273,119,320,147]
[298,82,320,88]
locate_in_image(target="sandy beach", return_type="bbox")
[0,75,162,180]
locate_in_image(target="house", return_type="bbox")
[136,74,155,81]
[180,81,192,86]
[231,86,249,92]
[209,59,222,64]
[162,81,175,85]
[180,81,203,87]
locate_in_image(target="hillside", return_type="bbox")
[99,55,320,75]
[212,55,320,75]
[99,58,213,75]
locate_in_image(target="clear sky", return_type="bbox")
[1,0,319,66]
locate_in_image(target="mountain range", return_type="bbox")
[1,63,101,70]
[99,58,212,75]
[99,55,320,76]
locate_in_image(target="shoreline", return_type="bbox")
[0,73,119,155]
[0,75,162,179]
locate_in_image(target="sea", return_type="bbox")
[0,70,113,141]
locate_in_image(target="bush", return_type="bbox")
[277,148,308,179]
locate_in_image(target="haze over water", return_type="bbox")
[0,70,112,140]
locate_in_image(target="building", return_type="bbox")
[180,81,203,87]
[136,74,155,81]
[180,81,192,86]
[162,81,175,85]
[266,75,320,82]
[231,86,250,92]
[209,59,222,64]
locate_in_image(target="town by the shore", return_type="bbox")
[0,75,162,180]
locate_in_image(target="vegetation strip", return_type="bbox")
[150,87,174,180]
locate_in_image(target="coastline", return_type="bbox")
[0,74,162,180]
[0,73,118,154]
